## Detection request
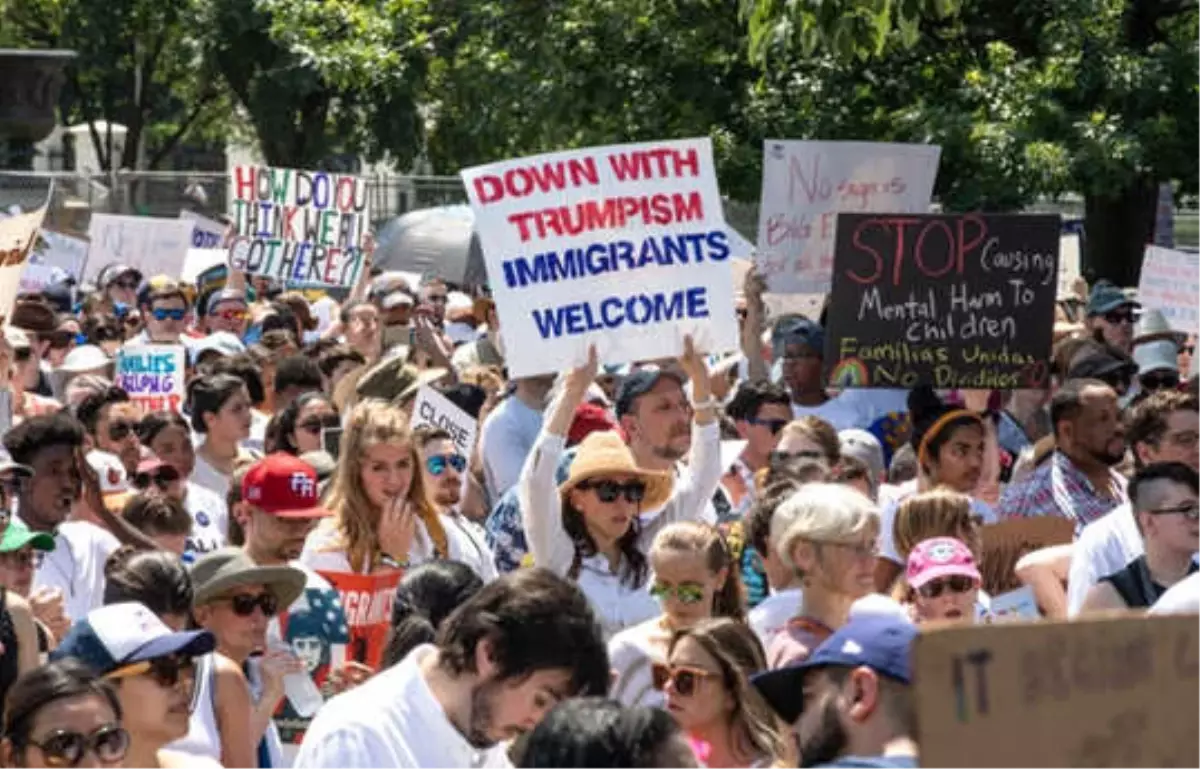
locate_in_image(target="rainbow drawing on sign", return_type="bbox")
[830,358,869,387]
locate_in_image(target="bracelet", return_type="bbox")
[379,554,409,570]
[692,397,719,411]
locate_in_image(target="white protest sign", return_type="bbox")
[462,138,739,378]
[755,140,941,294]
[227,166,369,288]
[1138,245,1199,334]
[85,214,192,281]
[1056,232,1081,299]
[182,248,230,286]
[411,385,477,457]
[115,344,187,414]
[21,230,87,294]
[0,207,49,318]
[987,585,1040,623]
[179,210,228,249]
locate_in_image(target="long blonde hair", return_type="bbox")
[324,399,447,573]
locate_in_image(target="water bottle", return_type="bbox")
[265,624,325,717]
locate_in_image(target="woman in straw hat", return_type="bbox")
[519,339,719,639]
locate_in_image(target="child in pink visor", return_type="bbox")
[905,537,982,624]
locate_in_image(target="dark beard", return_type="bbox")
[1089,446,1125,467]
[798,696,850,768]
[463,678,501,749]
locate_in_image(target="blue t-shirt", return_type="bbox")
[817,755,919,768]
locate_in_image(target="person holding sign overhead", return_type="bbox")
[519,338,720,639]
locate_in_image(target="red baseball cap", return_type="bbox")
[242,453,330,519]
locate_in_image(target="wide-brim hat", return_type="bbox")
[557,430,673,511]
[1133,339,1180,376]
[1134,309,1188,347]
[190,548,305,608]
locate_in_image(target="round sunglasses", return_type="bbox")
[426,453,467,476]
[24,723,129,767]
[651,663,719,697]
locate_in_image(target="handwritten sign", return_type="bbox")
[0,207,49,317]
[755,141,941,294]
[823,213,1059,390]
[20,229,87,295]
[987,585,1041,623]
[411,386,477,458]
[179,210,227,249]
[228,166,369,288]
[115,345,186,414]
[316,570,401,670]
[1138,245,1199,335]
[462,138,739,378]
[914,614,1199,767]
[85,214,192,281]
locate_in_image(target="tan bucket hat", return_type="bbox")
[558,430,674,511]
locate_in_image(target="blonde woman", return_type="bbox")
[299,399,481,576]
[609,522,745,709]
[767,483,879,668]
[659,618,794,767]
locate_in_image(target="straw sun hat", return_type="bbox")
[558,431,674,511]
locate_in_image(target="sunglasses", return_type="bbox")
[107,420,138,442]
[916,574,977,599]
[648,582,705,604]
[151,308,187,322]
[25,724,129,768]
[426,453,467,476]
[769,449,825,466]
[1141,371,1180,391]
[213,309,248,322]
[114,279,139,290]
[577,479,647,504]
[1146,503,1200,522]
[651,664,718,696]
[91,326,120,342]
[299,416,341,434]
[1103,309,1139,325]
[46,332,75,350]
[133,466,182,490]
[221,592,279,617]
[106,653,195,688]
[748,417,789,435]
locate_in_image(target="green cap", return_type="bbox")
[0,520,55,553]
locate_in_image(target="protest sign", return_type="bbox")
[272,586,351,751]
[823,213,1060,390]
[1057,232,1081,300]
[85,214,192,281]
[115,345,186,414]
[411,385,477,458]
[20,229,87,294]
[1138,245,1199,335]
[755,140,941,295]
[316,570,400,670]
[0,206,49,317]
[462,138,739,378]
[182,248,229,286]
[179,210,228,249]
[987,585,1040,623]
[228,166,369,288]
[914,614,1199,767]
[977,517,1074,595]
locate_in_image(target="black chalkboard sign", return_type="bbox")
[823,213,1059,389]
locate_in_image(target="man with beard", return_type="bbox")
[294,568,609,768]
[752,616,919,768]
[413,425,498,581]
[75,386,142,477]
[999,378,1129,526]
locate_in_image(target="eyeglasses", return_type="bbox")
[1140,371,1180,391]
[769,449,825,466]
[651,664,718,696]
[107,420,138,442]
[133,466,182,491]
[220,592,279,617]
[1146,503,1200,522]
[748,417,789,435]
[24,724,129,768]
[298,415,341,434]
[106,652,195,688]
[213,309,248,322]
[426,453,467,476]
[818,540,879,560]
[577,479,647,504]
[916,574,978,599]
[1103,309,1139,325]
[151,308,187,322]
[648,582,705,604]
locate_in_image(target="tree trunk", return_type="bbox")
[1083,176,1158,287]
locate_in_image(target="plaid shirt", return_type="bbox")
[998,451,1127,527]
[485,448,577,573]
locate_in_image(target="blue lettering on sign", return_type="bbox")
[118,353,176,374]
[191,228,222,248]
[531,286,710,339]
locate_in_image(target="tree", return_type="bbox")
[208,0,433,169]
[2,0,233,170]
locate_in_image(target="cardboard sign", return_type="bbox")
[986,585,1040,623]
[316,570,401,670]
[755,140,941,294]
[978,517,1074,595]
[1138,245,1198,334]
[461,138,739,378]
[410,385,477,457]
[914,614,1199,767]
[823,213,1060,390]
[0,206,49,317]
[228,166,370,288]
[179,210,228,249]
[115,345,187,414]
[85,214,192,281]
[21,229,87,294]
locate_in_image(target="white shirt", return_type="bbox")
[31,520,120,622]
[244,410,270,455]
[1066,503,1143,617]
[480,395,543,501]
[184,482,229,560]
[1150,572,1200,615]
[293,644,511,768]
[790,394,865,431]
[607,619,666,709]
[191,451,232,499]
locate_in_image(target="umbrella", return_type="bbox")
[374,205,488,288]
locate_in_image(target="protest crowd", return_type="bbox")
[0,141,1195,769]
